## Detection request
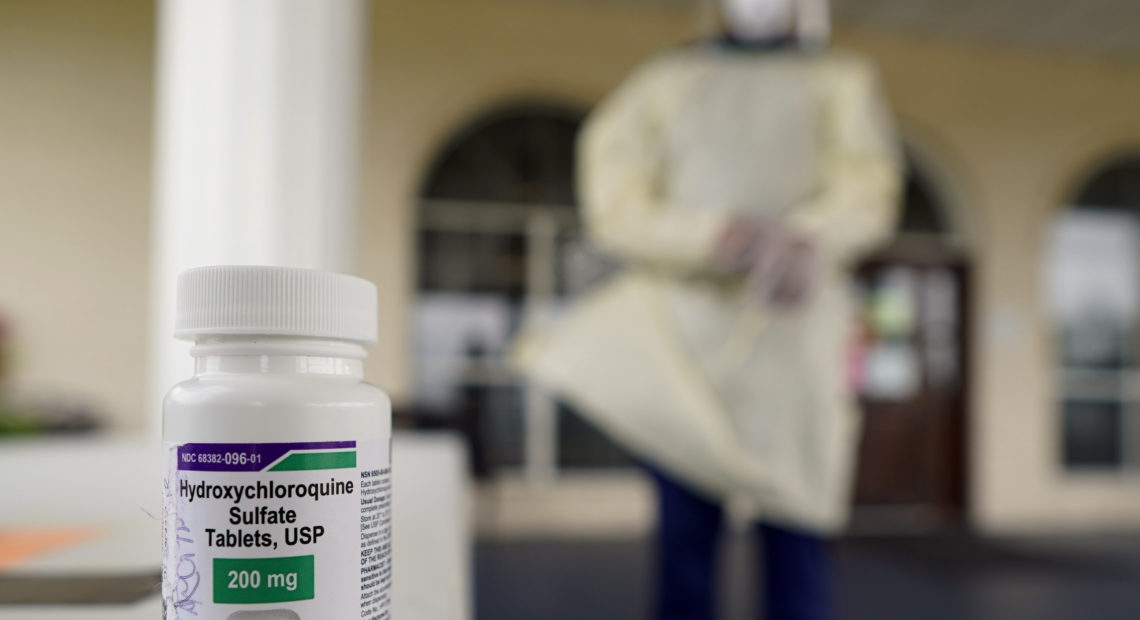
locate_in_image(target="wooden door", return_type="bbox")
[850,248,970,529]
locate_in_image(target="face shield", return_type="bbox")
[721,0,795,42]
[704,0,831,47]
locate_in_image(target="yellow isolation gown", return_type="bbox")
[514,45,901,533]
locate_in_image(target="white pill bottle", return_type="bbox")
[162,266,392,620]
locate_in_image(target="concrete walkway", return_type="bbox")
[476,535,1140,620]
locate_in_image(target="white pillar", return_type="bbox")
[149,0,367,440]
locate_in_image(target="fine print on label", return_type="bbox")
[162,440,391,619]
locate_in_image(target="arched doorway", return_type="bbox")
[1046,154,1140,471]
[412,103,630,480]
[850,155,972,530]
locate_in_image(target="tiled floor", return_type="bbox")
[476,535,1140,620]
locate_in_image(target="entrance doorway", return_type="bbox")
[850,160,971,530]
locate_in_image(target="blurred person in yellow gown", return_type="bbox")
[514,0,901,617]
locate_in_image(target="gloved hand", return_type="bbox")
[714,215,819,308]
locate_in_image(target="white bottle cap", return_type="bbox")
[175,265,378,345]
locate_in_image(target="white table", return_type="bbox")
[0,432,470,619]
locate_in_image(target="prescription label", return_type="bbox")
[162,440,391,619]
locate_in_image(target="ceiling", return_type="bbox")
[832,0,1140,57]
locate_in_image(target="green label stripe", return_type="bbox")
[214,555,314,604]
[268,450,356,471]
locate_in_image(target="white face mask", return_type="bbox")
[720,0,796,42]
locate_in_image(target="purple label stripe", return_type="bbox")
[177,441,356,472]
